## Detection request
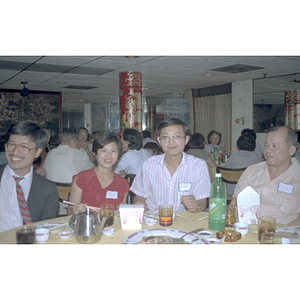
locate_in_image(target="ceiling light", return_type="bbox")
[57,81,67,84]
[125,56,139,59]
[203,73,214,77]
[20,82,30,97]
[277,83,285,86]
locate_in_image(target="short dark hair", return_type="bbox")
[296,130,300,143]
[142,130,151,139]
[241,128,256,140]
[267,126,297,147]
[57,130,76,144]
[92,133,123,166]
[5,121,48,150]
[123,128,142,150]
[207,130,222,145]
[143,142,160,154]
[237,134,256,151]
[157,118,190,137]
[187,133,205,149]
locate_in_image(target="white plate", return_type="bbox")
[102,228,116,236]
[34,220,69,232]
[275,227,300,239]
[123,228,203,244]
[57,231,73,239]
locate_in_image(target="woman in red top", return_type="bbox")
[68,133,130,214]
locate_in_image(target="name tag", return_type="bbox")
[178,182,192,192]
[105,191,118,199]
[277,182,294,194]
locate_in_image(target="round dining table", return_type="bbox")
[0,210,274,244]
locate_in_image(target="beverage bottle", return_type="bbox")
[209,173,226,231]
[213,145,219,164]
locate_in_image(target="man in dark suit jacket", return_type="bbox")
[0,121,58,233]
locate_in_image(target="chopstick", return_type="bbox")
[49,223,69,231]
[62,200,100,211]
[176,213,183,218]
[197,214,209,221]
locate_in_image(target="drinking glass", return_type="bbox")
[258,216,276,241]
[16,226,35,244]
[261,232,282,244]
[100,204,114,226]
[159,204,173,226]
[225,205,236,227]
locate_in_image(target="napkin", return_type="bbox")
[119,204,144,229]
[237,186,260,224]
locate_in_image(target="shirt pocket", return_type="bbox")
[275,191,297,216]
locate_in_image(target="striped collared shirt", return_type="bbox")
[130,152,211,211]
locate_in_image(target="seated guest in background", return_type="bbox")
[225,134,260,196]
[186,133,217,168]
[131,118,211,212]
[88,130,101,151]
[76,127,95,165]
[143,142,160,156]
[0,121,58,233]
[293,130,300,163]
[44,130,93,183]
[0,134,8,165]
[33,128,52,176]
[205,130,222,157]
[233,128,262,160]
[114,128,151,176]
[142,130,158,147]
[230,126,300,225]
[67,133,130,214]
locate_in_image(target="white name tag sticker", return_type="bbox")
[277,182,294,194]
[178,182,192,192]
[106,191,118,199]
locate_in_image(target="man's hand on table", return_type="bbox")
[181,195,204,212]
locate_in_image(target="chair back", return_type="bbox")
[124,174,136,204]
[53,182,71,216]
[216,166,246,184]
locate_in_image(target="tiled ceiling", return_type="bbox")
[0,55,300,106]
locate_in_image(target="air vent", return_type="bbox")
[211,64,264,74]
[64,85,97,90]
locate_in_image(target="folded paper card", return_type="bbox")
[237,186,260,224]
[119,204,144,230]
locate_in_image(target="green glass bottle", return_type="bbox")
[209,173,226,231]
[213,145,219,164]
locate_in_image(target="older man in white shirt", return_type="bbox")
[44,130,93,183]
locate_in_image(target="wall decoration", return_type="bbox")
[0,89,61,144]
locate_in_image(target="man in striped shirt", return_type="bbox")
[131,118,211,212]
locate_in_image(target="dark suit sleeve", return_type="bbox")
[28,173,59,222]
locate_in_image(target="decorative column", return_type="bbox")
[284,90,300,130]
[146,106,157,134]
[119,71,143,134]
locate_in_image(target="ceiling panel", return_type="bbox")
[0,55,300,105]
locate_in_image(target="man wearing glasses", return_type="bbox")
[131,118,211,212]
[0,121,58,233]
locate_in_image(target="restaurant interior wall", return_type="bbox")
[231,80,253,152]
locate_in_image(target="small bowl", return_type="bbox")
[35,228,51,243]
[102,228,116,236]
[57,231,73,239]
[197,230,213,238]
[144,216,158,226]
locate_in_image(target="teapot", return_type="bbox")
[69,208,107,244]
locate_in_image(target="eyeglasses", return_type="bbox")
[5,142,36,155]
[160,135,186,143]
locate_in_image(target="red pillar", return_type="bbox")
[119,71,143,134]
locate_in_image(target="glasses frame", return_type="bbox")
[5,142,37,155]
[160,135,186,144]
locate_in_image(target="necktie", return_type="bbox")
[13,176,33,224]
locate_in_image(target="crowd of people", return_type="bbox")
[0,118,299,234]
